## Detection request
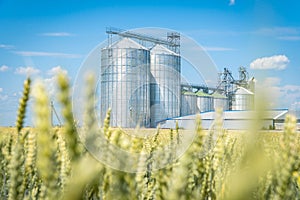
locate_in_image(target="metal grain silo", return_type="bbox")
[212,92,229,111]
[100,38,150,128]
[180,92,198,116]
[196,91,214,112]
[150,44,181,127]
[232,87,254,110]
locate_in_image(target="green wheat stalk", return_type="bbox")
[33,81,60,199]
[16,78,31,134]
[57,74,81,161]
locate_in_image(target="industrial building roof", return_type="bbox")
[235,87,254,95]
[196,91,212,97]
[107,37,148,50]
[182,91,197,96]
[163,109,288,121]
[150,44,179,56]
[201,109,288,120]
[211,92,227,99]
[159,109,289,129]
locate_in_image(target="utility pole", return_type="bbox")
[51,101,62,127]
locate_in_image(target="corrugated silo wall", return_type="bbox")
[232,94,254,110]
[181,94,198,116]
[213,98,229,111]
[197,96,214,112]
[150,47,181,127]
[100,44,150,128]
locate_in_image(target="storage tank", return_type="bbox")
[196,91,214,112]
[100,38,150,128]
[180,92,198,116]
[232,87,254,110]
[212,92,229,111]
[150,44,181,127]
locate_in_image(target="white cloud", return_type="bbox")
[44,77,57,98]
[0,94,8,101]
[47,65,67,76]
[45,66,69,98]
[0,65,9,72]
[255,77,281,108]
[40,32,74,37]
[0,88,8,101]
[262,77,281,86]
[14,51,82,59]
[290,102,300,113]
[15,66,40,76]
[229,0,235,5]
[280,85,300,109]
[257,77,300,109]
[250,55,289,70]
[281,85,300,93]
[0,44,14,49]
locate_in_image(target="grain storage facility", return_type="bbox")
[196,91,214,112]
[101,28,180,128]
[212,92,229,111]
[232,87,254,110]
[180,91,198,116]
[150,44,181,127]
[100,37,150,128]
[100,27,261,129]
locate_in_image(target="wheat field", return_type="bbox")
[0,75,300,200]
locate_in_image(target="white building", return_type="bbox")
[159,109,289,130]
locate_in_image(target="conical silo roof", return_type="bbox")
[235,87,254,95]
[212,92,227,99]
[182,91,197,96]
[108,37,147,50]
[150,44,179,56]
[196,91,212,97]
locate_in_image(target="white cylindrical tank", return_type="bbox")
[212,92,229,111]
[150,44,181,127]
[196,91,214,112]
[232,87,254,110]
[100,38,150,128]
[181,92,198,116]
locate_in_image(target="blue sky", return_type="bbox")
[1,0,300,126]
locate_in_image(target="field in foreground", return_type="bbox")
[1,121,300,200]
[1,76,300,200]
